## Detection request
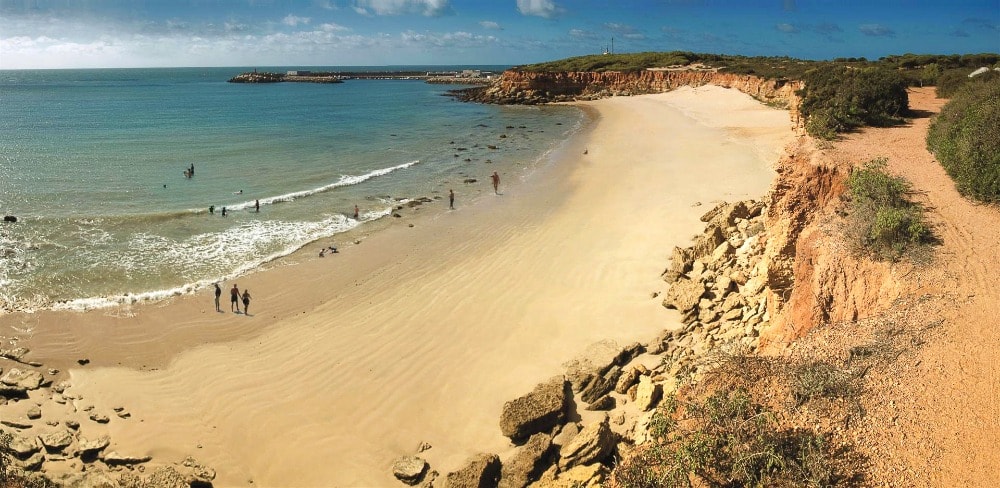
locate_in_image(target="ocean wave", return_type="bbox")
[46,206,395,313]
[224,160,420,212]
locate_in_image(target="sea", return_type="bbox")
[0,66,585,313]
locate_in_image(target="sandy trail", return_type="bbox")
[0,86,793,486]
[827,87,1000,486]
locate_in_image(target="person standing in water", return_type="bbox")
[241,289,251,316]
[354,205,360,220]
[255,199,260,213]
[222,207,227,217]
[449,189,455,209]
[209,205,215,215]
[491,171,500,195]
[213,283,222,312]
[189,163,194,177]
[230,283,240,313]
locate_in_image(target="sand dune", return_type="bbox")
[1,85,794,486]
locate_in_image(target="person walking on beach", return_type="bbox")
[230,283,240,313]
[241,289,251,316]
[214,283,222,312]
[449,189,455,209]
[491,172,500,195]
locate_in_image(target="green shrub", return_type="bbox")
[799,66,909,138]
[845,158,933,260]
[613,387,844,488]
[927,77,1000,203]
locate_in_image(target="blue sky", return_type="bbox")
[1,0,997,69]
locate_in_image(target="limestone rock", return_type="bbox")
[8,434,41,457]
[39,429,73,452]
[579,365,621,404]
[1,419,32,429]
[20,451,44,471]
[102,451,152,465]
[79,435,111,454]
[0,347,29,362]
[563,340,641,392]
[584,394,615,411]
[635,376,662,412]
[392,455,428,485]
[613,365,641,395]
[558,415,617,470]
[180,456,217,486]
[662,279,705,313]
[89,412,110,424]
[26,406,41,420]
[498,433,553,488]
[499,376,569,442]
[0,368,44,394]
[444,453,500,488]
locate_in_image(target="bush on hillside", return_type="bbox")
[798,66,909,139]
[927,78,1000,203]
[844,158,933,260]
[935,68,1000,97]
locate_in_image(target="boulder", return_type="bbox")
[635,376,662,412]
[1,419,32,429]
[563,340,641,392]
[499,376,569,442]
[443,453,500,488]
[584,394,615,411]
[20,451,44,471]
[579,365,621,404]
[180,457,217,486]
[39,429,73,452]
[78,435,111,455]
[0,347,29,361]
[0,368,44,394]
[557,415,617,470]
[26,406,41,420]
[498,433,553,488]
[662,279,705,313]
[102,451,152,465]
[692,224,726,257]
[391,455,428,486]
[614,366,643,394]
[533,463,608,488]
[663,246,692,282]
[8,434,41,458]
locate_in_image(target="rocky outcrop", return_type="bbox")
[498,433,554,488]
[0,347,216,486]
[392,456,429,486]
[499,376,570,442]
[453,69,803,127]
[444,453,501,488]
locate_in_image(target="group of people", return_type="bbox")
[214,282,252,315]
[183,163,195,178]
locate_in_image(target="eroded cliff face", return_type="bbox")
[463,69,804,127]
[756,139,901,349]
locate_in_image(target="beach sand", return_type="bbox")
[0,85,794,486]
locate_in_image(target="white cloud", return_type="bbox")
[479,20,502,30]
[320,23,349,32]
[517,0,561,19]
[282,14,311,27]
[400,29,498,48]
[353,0,451,17]
[569,28,599,40]
[776,23,799,33]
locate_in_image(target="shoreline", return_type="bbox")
[0,86,794,486]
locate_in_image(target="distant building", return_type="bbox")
[287,70,311,76]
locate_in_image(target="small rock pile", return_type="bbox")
[655,199,771,367]
[0,347,215,487]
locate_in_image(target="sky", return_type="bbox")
[1,0,998,69]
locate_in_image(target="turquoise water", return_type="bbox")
[0,67,584,312]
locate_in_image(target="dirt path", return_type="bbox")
[827,87,1000,486]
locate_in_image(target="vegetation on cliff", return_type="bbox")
[611,353,862,488]
[926,77,1000,203]
[844,158,933,260]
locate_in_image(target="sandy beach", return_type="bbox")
[0,85,794,486]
